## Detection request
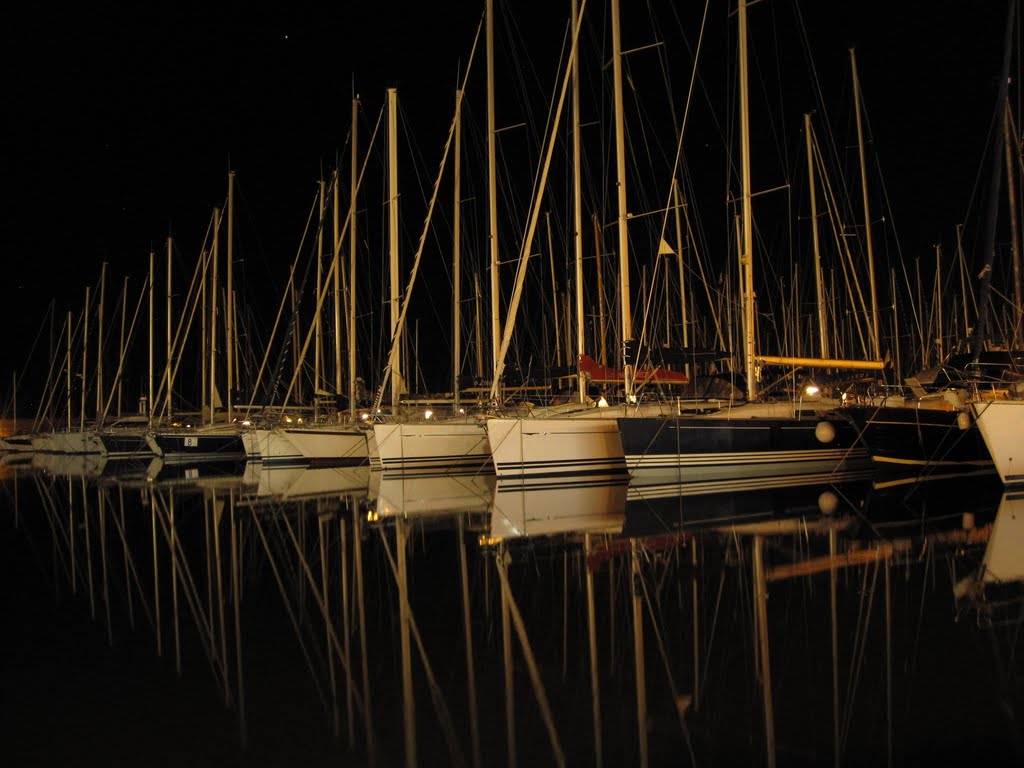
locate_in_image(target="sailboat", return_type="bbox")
[489,0,875,486]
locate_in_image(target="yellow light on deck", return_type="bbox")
[424,409,433,420]
[241,420,251,427]
[597,396,609,408]
[804,384,820,396]
[360,412,370,421]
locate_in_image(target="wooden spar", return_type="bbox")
[487,0,500,384]
[611,0,633,401]
[81,286,89,431]
[316,178,325,407]
[573,0,585,403]
[488,1,588,401]
[210,207,219,425]
[349,96,359,420]
[738,0,757,402]
[96,263,106,421]
[754,355,885,371]
[385,88,401,415]
[805,114,829,359]
[454,88,463,412]
[546,212,562,367]
[673,180,690,379]
[766,542,895,582]
[850,48,881,360]
[227,171,236,420]
[594,214,607,367]
[118,275,127,417]
[166,236,173,419]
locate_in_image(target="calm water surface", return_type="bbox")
[2,458,1021,766]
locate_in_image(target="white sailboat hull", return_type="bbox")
[243,426,370,467]
[972,399,1024,487]
[373,421,490,474]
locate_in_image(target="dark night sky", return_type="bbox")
[1,1,1015,403]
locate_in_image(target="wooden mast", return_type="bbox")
[805,114,829,358]
[611,0,634,401]
[349,96,360,419]
[738,0,757,402]
[388,87,402,411]
[850,48,881,360]
[454,87,464,411]
[227,171,235,422]
[572,0,586,402]
[487,0,501,393]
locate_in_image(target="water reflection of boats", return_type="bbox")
[955,490,1024,624]
[375,471,495,519]
[623,470,874,537]
[244,463,374,503]
[31,450,109,478]
[488,478,627,541]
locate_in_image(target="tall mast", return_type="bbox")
[388,87,402,410]
[349,96,360,419]
[454,87,464,411]
[738,0,757,401]
[316,178,325,404]
[166,236,173,419]
[96,262,106,421]
[210,207,220,426]
[487,0,501,388]
[227,170,235,422]
[1004,98,1023,347]
[611,0,633,400]
[81,286,89,431]
[572,0,586,402]
[66,309,72,432]
[672,180,689,378]
[333,169,342,407]
[804,114,829,358]
[148,250,154,424]
[850,48,880,360]
[118,274,128,418]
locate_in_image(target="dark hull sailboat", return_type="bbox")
[837,401,993,480]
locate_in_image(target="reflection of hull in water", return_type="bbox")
[31,451,109,478]
[376,471,495,518]
[244,463,373,502]
[488,478,627,540]
[145,456,249,491]
[623,470,873,538]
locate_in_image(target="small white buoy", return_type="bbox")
[818,490,839,515]
[814,420,836,444]
[957,411,971,430]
